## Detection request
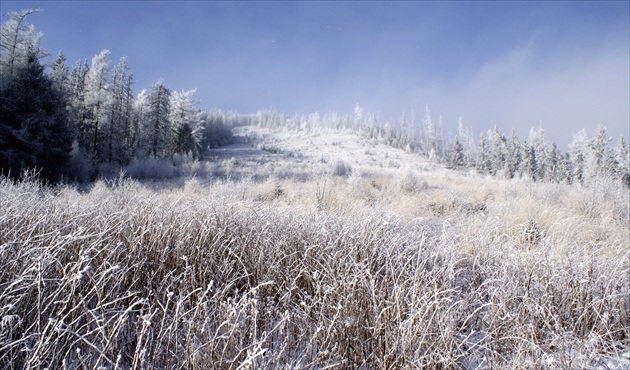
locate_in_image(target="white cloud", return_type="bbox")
[441,34,629,148]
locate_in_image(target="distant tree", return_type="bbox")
[457,117,475,167]
[490,128,506,176]
[451,138,465,167]
[548,143,562,183]
[354,102,365,130]
[142,80,171,157]
[614,136,629,187]
[421,104,434,156]
[200,109,234,149]
[570,129,588,185]
[476,133,491,175]
[435,115,446,160]
[558,152,572,184]
[523,144,537,181]
[529,126,549,181]
[585,125,615,181]
[504,130,522,179]
[170,89,202,157]
[398,112,408,149]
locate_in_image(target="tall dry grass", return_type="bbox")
[0,169,628,369]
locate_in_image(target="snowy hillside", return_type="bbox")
[2,125,628,369]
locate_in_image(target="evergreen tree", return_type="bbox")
[421,104,434,156]
[491,128,506,176]
[170,89,201,157]
[586,125,615,181]
[398,112,408,149]
[614,136,629,187]
[548,143,562,183]
[457,118,475,167]
[530,126,549,181]
[570,129,588,185]
[50,50,69,97]
[476,133,491,175]
[505,130,522,179]
[143,80,171,157]
[451,138,465,167]
[558,152,572,184]
[0,50,72,182]
[523,144,537,181]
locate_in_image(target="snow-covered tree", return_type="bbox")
[67,59,89,149]
[353,102,364,130]
[529,126,549,181]
[547,143,562,183]
[570,129,589,185]
[476,133,491,175]
[457,117,475,167]
[0,9,45,85]
[84,50,111,159]
[585,125,615,181]
[490,128,506,176]
[451,138,465,167]
[559,153,572,184]
[524,144,537,181]
[130,89,147,156]
[170,88,202,157]
[142,80,171,157]
[101,56,133,164]
[200,109,234,149]
[614,136,629,187]
[421,104,434,155]
[398,112,408,149]
[504,130,522,179]
[50,50,68,96]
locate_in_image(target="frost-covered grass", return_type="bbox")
[1,127,629,369]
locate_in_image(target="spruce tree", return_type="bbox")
[0,50,72,182]
[451,138,465,167]
[170,89,201,157]
[615,136,629,187]
[586,125,615,181]
[143,80,171,157]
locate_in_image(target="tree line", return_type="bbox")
[251,104,629,187]
[2,10,627,187]
[1,10,236,183]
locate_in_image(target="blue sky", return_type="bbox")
[2,1,628,148]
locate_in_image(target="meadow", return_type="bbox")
[1,126,628,369]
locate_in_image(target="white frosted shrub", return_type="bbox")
[127,156,178,180]
[331,158,352,177]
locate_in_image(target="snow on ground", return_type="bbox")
[198,126,629,370]
[203,125,449,183]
